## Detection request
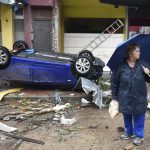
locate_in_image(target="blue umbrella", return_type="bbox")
[107,34,150,71]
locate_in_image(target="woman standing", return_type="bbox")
[111,43,150,146]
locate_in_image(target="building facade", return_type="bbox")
[0,0,55,50]
[0,0,128,71]
[62,0,127,71]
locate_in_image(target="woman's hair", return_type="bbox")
[126,43,140,58]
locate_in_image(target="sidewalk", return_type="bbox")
[1,87,90,105]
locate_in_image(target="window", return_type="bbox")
[65,18,124,34]
[14,8,24,19]
[14,8,24,41]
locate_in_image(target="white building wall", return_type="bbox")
[64,33,124,71]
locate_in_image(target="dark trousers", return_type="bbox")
[123,113,145,138]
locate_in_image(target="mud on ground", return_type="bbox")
[1,101,150,150]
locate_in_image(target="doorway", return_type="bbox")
[31,7,52,52]
[32,19,52,51]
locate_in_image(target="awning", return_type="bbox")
[100,0,150,8]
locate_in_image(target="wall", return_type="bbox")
[0,5,14,49]
[29,0,53,6]
[63,0,126,18]
[64,33,124,71]
[24,0,53,48]
[62,0,127,71]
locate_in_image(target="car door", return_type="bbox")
[32,59,69,84]
[0,56,33,82]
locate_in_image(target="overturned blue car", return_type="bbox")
[0,41,105,87]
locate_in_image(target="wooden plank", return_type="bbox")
[1,131,45,145]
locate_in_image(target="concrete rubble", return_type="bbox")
[1,80,149,149]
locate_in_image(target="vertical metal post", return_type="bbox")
[126,7,129,40]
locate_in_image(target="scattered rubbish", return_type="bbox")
[103,91,111,97]
[53,118,59,121]
[35,108,53,115]
[23,107,45,111]
[81,98,90,107]
[0,112,25,121]
[0,122,17,132]
[0,88,22,101]
[12,139,23,149]
[0,103,72,122]
[88,123,100,129]
[108,100,119,119]
[54,114,60,118]
[117,127,125,132]
[52,103,71,112]
[0,135,7,141]
[70,93,75,96]
[124,143,134,150]
[101,81,110,86]
[3,115,16,121]
[19,93,25,96]
[60,115,77,126]
[53,91,62,105]
[77,77,104,108]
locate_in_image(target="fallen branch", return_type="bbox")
[1,130,45,145]
[0,104,71,121]
[0,112,25,120]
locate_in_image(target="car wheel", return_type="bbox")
[0,46,11,69]
[13,40,29,51]
[74,56,93,78]
[79,50,94,61]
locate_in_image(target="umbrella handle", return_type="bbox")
[140,64,150,77]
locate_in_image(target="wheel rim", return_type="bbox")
[76,58,90,74]
[0,49,8,64]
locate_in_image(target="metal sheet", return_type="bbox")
[80,77,104,109]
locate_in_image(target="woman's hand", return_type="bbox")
[142,66,150,75]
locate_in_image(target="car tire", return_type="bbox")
[78,50,94,61]
[73,56,93,78]
[0,46,11,69]
[13,40,29,51]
